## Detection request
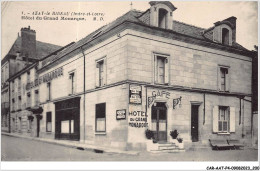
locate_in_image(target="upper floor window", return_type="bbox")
[35,90,39,106]
[68,72,76,95]
[154,54,169,84]
[11,81,15,92]
[12,98,15,111]
[27,92,31,108]
[222,28,230,45]
[27,71,30,83]
[18,77,21,90]
[96,58,106,87]
[1,68,4,83]
[47,82,51,101]
[218,66,230,92]
[18,96,21,110]
[158,8,168,29]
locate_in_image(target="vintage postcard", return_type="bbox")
[1,1,258,170]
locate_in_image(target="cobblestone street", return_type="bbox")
[1,135,258,161]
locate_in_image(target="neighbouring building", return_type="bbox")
[7,2,256,151]
[1,26,61,132]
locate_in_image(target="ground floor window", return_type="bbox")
[95,103,106,132]
[218,106,229,132]
[61,120,74,133]
[46,112,52,132]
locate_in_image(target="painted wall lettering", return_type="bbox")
[25,67,63,91]
[128,111,148,128]
[148,90,170,107]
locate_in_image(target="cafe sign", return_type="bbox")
[26,67,63,90]
[129,84,142,104]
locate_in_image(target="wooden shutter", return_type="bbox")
[154,55,158,83]
[229,107,235,132]
[95,63,100,87]
[103,59,107,85]
[225,69,230,92]
[217,67,221,91]
[164,58,169,84]
[213,106,219,133]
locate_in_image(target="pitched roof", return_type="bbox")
[2,36,61,64]
[39,9,252,69]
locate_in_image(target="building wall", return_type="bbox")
[126,29,252,94]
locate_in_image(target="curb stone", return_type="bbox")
[1,132,139,156]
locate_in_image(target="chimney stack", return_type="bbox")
[21,26,36,60]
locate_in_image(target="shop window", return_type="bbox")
[68,72,76,95]
[213,106,235,133]
[61,120,74,134]
[154,55,169,84]
[46,112,52,132]
[96,58,106,87]
[95,103,106,132]
[47,82,51,101]
[218,66,230,92]
[158,8,168,29]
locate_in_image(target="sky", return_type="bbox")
[1,1,258,59]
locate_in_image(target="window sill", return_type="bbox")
[217,132,230,135]
[95,132,106,135]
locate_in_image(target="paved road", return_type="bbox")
[1,135,258,161]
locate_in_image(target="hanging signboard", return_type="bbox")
[116,109,126,120]
[129,84,142,104]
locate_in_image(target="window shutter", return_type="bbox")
[229,107,235,132]
[213,106,219,133]
[73,73,76,93]
[154,55,158,83]
[225,69,230,92]
[164,58,169,84]
[217,67,221,91]
[103,59,107,85]
[95,62,100,87]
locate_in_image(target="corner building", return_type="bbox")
[9,1,255,151]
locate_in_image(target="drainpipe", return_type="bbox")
[8,80,11,133]
[80,47,86,142]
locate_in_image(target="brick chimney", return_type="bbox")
[21,26,36,60]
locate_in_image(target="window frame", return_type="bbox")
[46,112,52,132]
[218,106,230,133]
[95,103,106,133]
[154,53,169,85]
[68,70,76,95]
[218,65,230,92]
[47,82,51,101]
[95,57,106,88]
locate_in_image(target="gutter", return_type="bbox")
[80,47,86,142]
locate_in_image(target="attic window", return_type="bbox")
[222,28,230,45]
[158,8,168,29]
[92,31,102,39]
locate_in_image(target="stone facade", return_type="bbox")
[7,1,255,151]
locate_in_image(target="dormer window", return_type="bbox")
[222,28,230,45]
[158,8,168,29]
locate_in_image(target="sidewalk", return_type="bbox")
[1,132,139,155]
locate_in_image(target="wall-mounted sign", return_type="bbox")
[116,109,126,120]
[26,67,63,91]
[129,84,142,104]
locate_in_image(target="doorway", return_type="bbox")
[191,105,199,142]
[151,102,167,142]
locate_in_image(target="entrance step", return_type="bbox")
[150,142,185,153]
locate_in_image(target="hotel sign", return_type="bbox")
[116,109,126,120]
[26,67,63,90]
[129,84,142,104]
